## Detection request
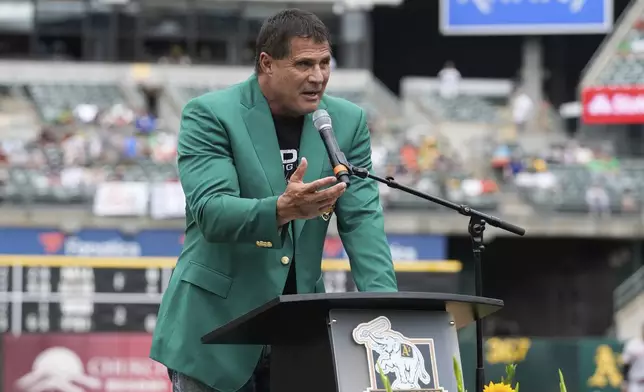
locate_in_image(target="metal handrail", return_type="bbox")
[614,265,644,310]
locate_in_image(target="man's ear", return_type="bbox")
[259,52,273,75]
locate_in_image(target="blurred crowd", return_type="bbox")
[372,132,500,211]
[1,73,638,217]
[2,38,644,216]
[491,140,641,216]
[432,50,644,217]
[0,88,178,205]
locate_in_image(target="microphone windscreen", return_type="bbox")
[312,109,332,130]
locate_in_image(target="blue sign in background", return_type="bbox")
[440,0,613,35]
[322,234,446,261]
[0,228,447,261]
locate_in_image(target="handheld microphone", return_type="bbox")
[312,109,351,188]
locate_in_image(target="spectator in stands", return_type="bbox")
[506,150,525,181]
[588,149,620,182]
[586,181,611,217]
[135,110,157,134]
[417,136,439,171]
[100,103,134,128]
[61,132,87,166]
[399,139,419,173]
[55,106,74,126]
[565,141,593,164]
[622,323,644,392]
[438,61,461,99]
[150,132,178,163]
[491,143,526,183]
[73,103,99,124]
[532,157,548,173]
[511,87,533,134]
[491,144,512,180]
[122,135,139,161]
[37,127,56,145]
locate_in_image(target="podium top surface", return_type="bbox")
[202,292,503,345]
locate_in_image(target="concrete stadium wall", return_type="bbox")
[615,292,644,340]
[0,60,373,92]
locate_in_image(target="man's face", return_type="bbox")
[262,37,331,116]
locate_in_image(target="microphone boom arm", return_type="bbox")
[346,162,525,392]
[349,165,524,236]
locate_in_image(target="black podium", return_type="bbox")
[202,292,503,392]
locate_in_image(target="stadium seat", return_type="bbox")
[418,94,500,123]
[26,82,127,123]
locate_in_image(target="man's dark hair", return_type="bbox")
[255,8,330,73]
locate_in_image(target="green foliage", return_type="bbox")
[501,364,517,386]
[448,357,565,392]
[453,356,466,392]
[376,362,393,392]
[558,369,567,392]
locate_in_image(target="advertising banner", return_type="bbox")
[0,228,173,257]
[0,228,448,263]
[149,183,185,220]
[0,228,458,307]
[440,0,613,36]
[582,85,644,124]
[3,333,171,392]
[92,182,149,217]
[0,230,457,335]
[323,234,446,264]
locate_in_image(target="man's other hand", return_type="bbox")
[277,157,346,226]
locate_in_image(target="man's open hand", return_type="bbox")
[277,157,346,226]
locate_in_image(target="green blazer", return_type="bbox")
[150,74,397,392]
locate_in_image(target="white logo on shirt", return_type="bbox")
[280,149,298,179]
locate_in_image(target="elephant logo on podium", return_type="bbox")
[352,316,446,392]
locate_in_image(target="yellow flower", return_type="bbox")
[483,382,516,392]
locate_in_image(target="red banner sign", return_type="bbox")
[3,333,171,392]
[582,85,644,124]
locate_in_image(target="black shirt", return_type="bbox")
[273,114,304,295]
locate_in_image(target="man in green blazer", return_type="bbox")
[150,8,398,392]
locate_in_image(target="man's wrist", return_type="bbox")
[276,196,291,227]
[277,217,290,227]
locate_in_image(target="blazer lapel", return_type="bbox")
[242,76,287,197]
[293,100,328,242]
[241,75,330,242]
